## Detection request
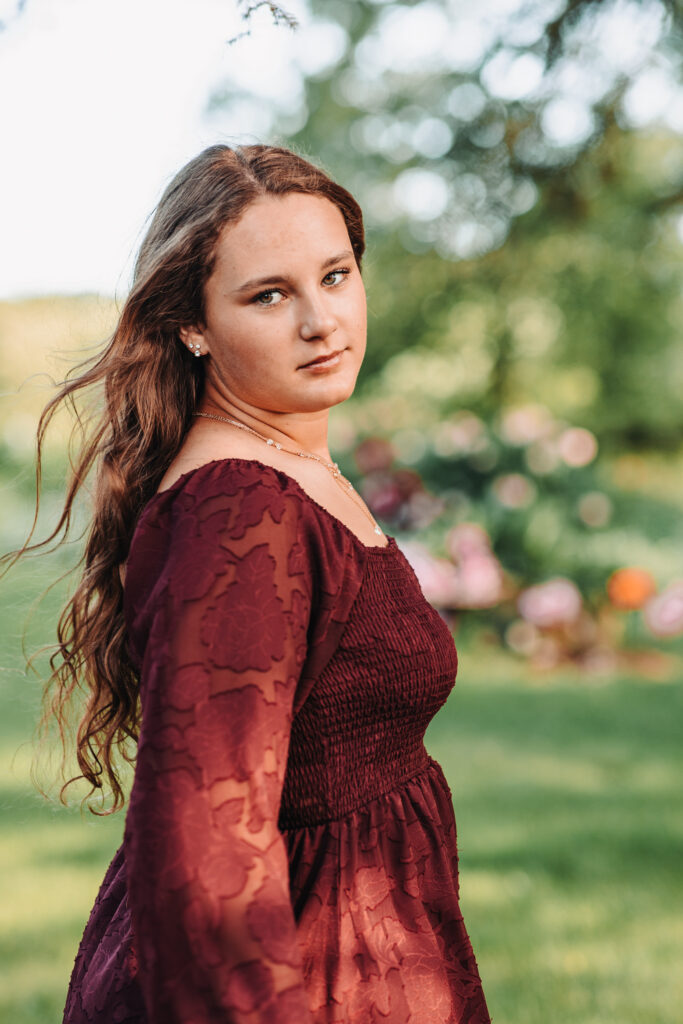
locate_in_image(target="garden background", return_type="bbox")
[1,1,682,1021]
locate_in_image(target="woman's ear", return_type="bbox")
[179,325,210,358]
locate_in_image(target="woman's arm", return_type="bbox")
[124,475,314,1023]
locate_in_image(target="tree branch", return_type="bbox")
[227,0,299,46]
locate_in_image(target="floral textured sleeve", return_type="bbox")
[122,465,316,1023]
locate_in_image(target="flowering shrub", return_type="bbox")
[346,402,683,673]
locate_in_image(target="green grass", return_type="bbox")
[1,557,682,1023]
[0,555,125,1023]
[426,663,683,1024]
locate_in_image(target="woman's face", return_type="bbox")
[185,192,367,415]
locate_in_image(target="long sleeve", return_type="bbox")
[123,468,315,1023]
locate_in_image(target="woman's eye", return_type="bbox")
[323,268,350,286]
[253,289,283,307]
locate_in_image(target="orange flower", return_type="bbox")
[606,567,657,610]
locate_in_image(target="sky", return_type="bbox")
[0,0,680,299]
[0,0,320,299]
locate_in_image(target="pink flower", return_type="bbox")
[499,404,554,445]
[557,427,598,467]
[401,539,504,609]
[445,522,491,561]
[642,581,683,637]
[401,543,461,607]
[517,577,582,627]
[492,473,537,509]
[455,554,505,608]
[434,412,487,455]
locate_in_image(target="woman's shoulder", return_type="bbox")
[155,429,316,497]
[140,457,312,548]
[122,458,315,611]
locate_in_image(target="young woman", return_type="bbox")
[21,143,492,1023]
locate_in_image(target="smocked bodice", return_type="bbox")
[280,533,458,829]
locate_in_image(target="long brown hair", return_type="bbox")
[2,142,366,813]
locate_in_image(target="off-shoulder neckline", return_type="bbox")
[147,456,397,555]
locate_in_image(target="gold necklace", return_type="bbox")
[192,411,384,537]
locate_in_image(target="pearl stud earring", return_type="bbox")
[188,342,201,357]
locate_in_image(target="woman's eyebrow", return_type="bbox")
[233,250,354,294]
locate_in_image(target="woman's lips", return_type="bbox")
[300,349,345,370]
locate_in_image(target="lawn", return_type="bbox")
[426,661,683,1024]
[1,557,681,1024]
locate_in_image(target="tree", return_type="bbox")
[211,0,683,449]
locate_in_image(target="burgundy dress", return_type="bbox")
[63,458,492,1024]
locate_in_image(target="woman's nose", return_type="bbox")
[299,295,338,340]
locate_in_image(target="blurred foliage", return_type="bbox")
[349,126,683,450]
